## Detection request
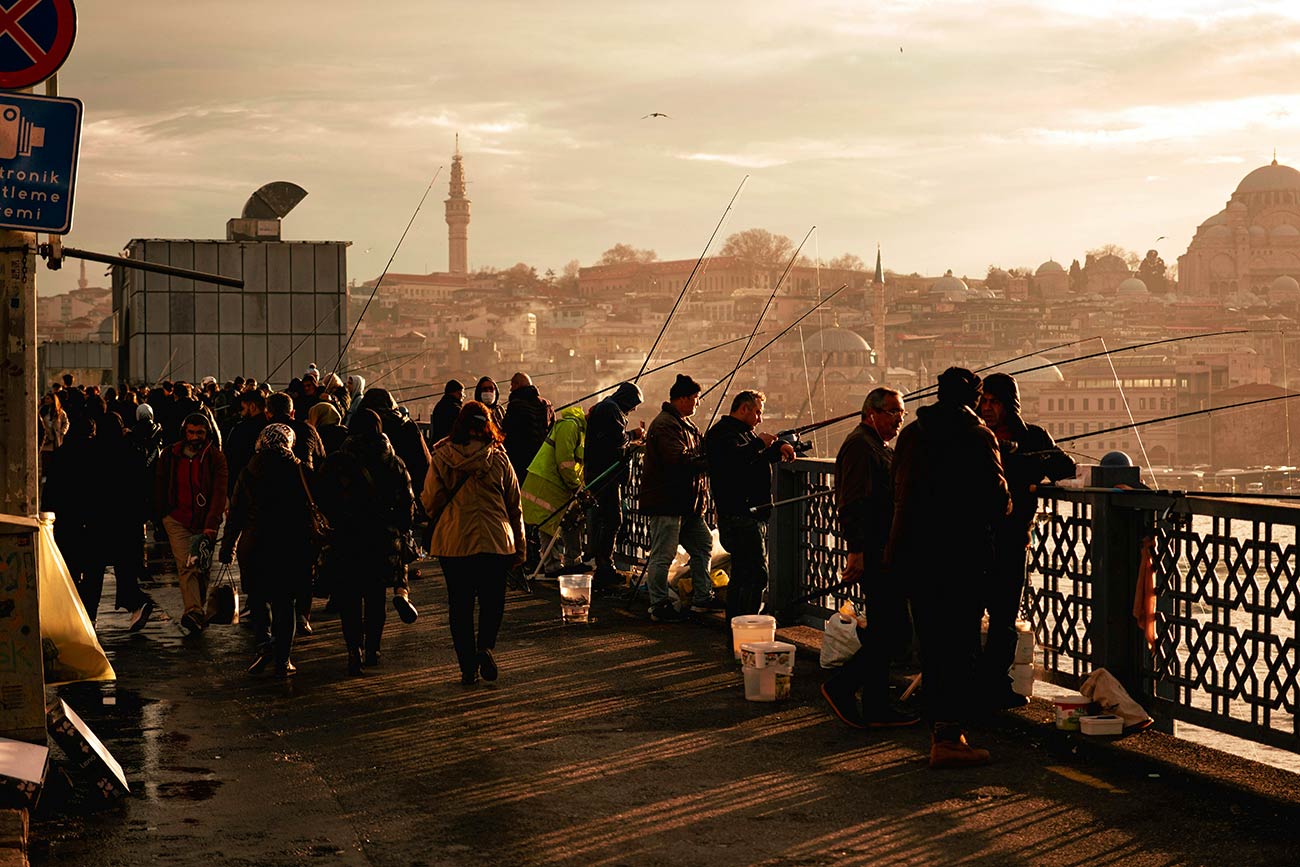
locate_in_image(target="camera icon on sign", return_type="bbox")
[0,105,45,160]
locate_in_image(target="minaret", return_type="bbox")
[445,134,471,274]
[77,259,88,290]
[871,245,886,374]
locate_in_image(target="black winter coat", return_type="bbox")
[427,395,462,446]
[502,386,554,481]
[994,416,1076,545]
[585,395,631,482]
[374,407,429,493]
[704,415,783,518]
[267,413,326,472]
[640,403,708,516]
[835,423,894,560]
[314,434,415,587]
[221,450,315,597]
[224,416,268,495]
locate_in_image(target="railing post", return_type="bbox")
[1087,491,1152,699]
[767,461,804,619]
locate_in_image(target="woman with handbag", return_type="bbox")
[315,409,415,676]
[219,424,315,677]
[422,401,526,686]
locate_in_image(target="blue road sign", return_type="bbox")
[0,90,79,233]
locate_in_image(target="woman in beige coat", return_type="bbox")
[422,401,526,685]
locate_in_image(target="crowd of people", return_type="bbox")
[39,361,1074,769]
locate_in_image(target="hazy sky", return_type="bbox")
[37,0,1300,294]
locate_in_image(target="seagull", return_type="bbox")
[642,112,671,119]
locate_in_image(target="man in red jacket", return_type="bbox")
[155,413,229,634]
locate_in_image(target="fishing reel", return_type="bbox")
[778,432,814,455]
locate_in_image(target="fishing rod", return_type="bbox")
[265,299,344,385]
[1056,391,1300,444]
[386,370,571,397]
[748,489,833,514]
[553,332,768,412]
[700,283,850,400]
[1034,483,1300,501]
[784,328,1256,438]
[328,168,442,381]
[704,226,814,432]
[634,175,749,382]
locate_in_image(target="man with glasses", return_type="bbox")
[822,387,919,729]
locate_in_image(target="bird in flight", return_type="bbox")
[642,112,671,119]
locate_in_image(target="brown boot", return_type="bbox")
[929,730,990,769]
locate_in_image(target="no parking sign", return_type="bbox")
[0,0,77,91]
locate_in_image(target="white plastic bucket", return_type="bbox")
[1010,662,1034,697]
[730,615,776,660]
[1014,619,1035,664]
[558,574,593,623]
[1054,693,1092,730]
[742,667,791,702]
[739,640,795,674]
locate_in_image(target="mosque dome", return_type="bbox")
[1271,223,1300,242]
[1235,160,1300,194]
[1204,224,1232,241]
[1090,253,1129,272]
[1250,225,1268,242]
[1116,277,1149,298]
[804,326,871,354]
[1036,259,1064,275]
[981,355,1065,384]
[929,269,969,298]
[1269,275,1300,299]
[1200,209,1228,228]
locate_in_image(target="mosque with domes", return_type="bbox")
[1179,157,1300,301]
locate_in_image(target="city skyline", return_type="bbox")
[38,0,1300,294]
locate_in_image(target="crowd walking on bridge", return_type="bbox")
[38,359,1074,769]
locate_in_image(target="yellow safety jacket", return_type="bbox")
[520,406,586,534]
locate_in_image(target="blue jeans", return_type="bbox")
[646,514,712,606]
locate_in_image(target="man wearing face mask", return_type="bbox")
[474,376,504,429]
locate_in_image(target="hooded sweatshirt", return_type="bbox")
[422,438,524,559]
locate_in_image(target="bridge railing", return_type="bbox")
[615,455,1300,755]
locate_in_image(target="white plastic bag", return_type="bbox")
[820,611,862,668]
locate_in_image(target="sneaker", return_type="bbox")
[820,682,867,729]
[393,592,419,624]
[179,612,205,635]
[648,600,687,623]
[128,599,154,633]
[347,648,364,677]
[593,570,630,591]
[477,649,498,682]
[929,733,991,769]
[863,704,922,728]
[364,650,381,668]
[296,615,313,636]
[247,651,270,676]
[689,595,725,614]
[273,660,297,678]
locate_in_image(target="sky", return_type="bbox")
[34,0,1300,295]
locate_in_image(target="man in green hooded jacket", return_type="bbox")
[521,405,587,576]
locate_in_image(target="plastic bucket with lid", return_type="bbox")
[739,640,795,674]
[730,615,776,660]
[558,574,593,623]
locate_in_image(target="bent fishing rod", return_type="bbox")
[634,175,749,382]
[704,226,815,432]
[699,283,850,400]
[328,168,443,382]
[783,328,1255,438]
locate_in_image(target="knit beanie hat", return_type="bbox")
[669,374,702,399]
[445,379,464,395]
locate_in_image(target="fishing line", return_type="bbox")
[329,167,443,381]
[1098,336,1157,485]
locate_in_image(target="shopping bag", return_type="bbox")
[205,565,239,625]
[820,608,863,669]
[36,518,114,685]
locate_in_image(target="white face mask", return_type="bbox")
[482,391,498,406]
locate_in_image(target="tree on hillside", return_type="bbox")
[1138,249,1169,293]
[828,253,866,271]
[1069,259,1084,292]
[985,266,1010,293]
[500,263,543,296]
[598,243,658,265]
[1086,244,1141,269]
[555,259,581,295]
[720,228,795,267]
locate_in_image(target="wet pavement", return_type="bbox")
[28,564,1300,866]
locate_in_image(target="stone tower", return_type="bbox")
[445,135,471,274]
[871,246,886,373]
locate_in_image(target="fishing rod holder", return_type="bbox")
[778,431,814,455]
